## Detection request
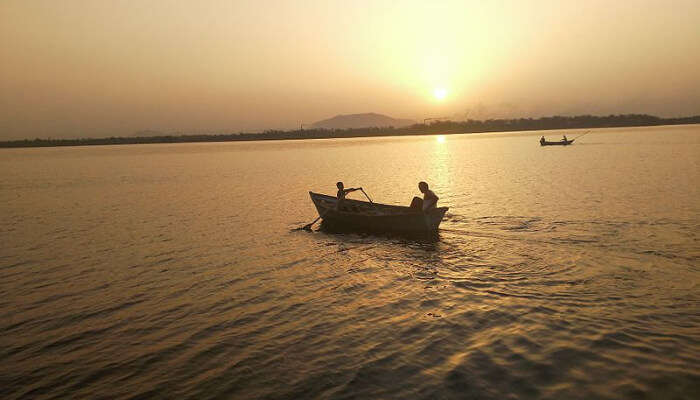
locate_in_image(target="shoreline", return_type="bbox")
[1,114,698,149]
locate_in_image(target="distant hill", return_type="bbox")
[311,113,415,129]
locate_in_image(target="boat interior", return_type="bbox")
[311,193,418,216]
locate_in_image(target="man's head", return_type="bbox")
[418,181,429,193]
[337,181,344,190]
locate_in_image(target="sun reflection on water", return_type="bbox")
[429,134,453,198]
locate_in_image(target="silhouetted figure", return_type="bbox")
[336,181,361,211]
[410,181,439,212]
[540,136,546,145]
[562,135,568,142]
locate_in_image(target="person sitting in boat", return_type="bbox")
[336,181,361,211]
[540,136,546,145]
[562,135,568,142]
[410,181,439,212]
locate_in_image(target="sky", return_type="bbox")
[1,0,699,140]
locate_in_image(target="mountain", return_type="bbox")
[311,113,415,129]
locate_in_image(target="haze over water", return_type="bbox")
[1,125,698,399]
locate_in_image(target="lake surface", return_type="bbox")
[1,125,698,399]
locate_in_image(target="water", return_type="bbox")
[1,125,698,399]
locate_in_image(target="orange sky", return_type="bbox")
[1,0,699,139]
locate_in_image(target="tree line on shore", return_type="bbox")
[2,114,698,148]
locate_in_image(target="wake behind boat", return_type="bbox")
[308,192,448,234]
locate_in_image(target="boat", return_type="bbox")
[309,192,448,234]
[540,138,574,146]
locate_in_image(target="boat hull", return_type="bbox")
[309,192,448,234]
[540,139,574,146]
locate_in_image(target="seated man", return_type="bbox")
[410,181,439,212]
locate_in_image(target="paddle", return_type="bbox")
[360,188,382,213]
[360,188,373,204]
[297,215,322,231]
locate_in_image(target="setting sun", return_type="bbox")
[433,88,448,101]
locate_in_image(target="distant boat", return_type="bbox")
[309,192,448,234]
[540,138,574,146]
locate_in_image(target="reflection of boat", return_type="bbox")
[540,138,574,146]
[309,192,448,234]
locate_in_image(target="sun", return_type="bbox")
[433,87,447,100]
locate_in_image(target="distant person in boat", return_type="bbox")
[540,136,546,145]
[336,181,361,211]
[562,135,568,142]
[410,181,439,212]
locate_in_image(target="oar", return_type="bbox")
[298,215,322,231]
[360,188,373,204]
[295,194,340,231]
[295,207,330,231]
[360,188,381,213]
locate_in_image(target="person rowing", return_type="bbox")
[410,181,439,212]
[336,181,361,211]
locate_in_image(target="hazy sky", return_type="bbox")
[1,0,699,139]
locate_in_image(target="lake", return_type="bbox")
[1,125,698,399]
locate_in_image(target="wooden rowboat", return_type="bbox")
[540,138,574,146]
[309,192,448,234]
